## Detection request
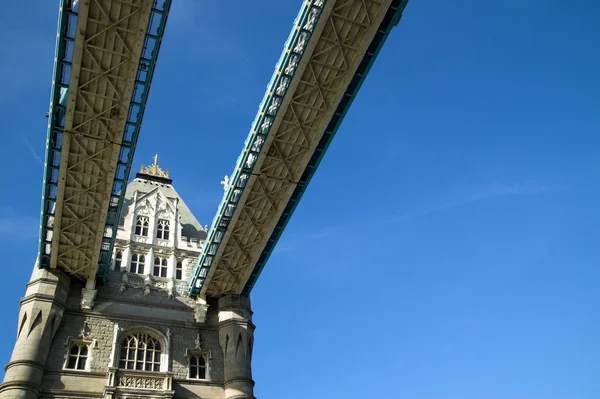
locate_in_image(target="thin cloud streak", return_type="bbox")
[272,182,567,255]
[0,207,39,241]
[392,182,566,223]
[21,135,44,166]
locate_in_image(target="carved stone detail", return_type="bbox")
[195,331,204,349]
[80,288,97,311]
[127,275,145,286]
[134,236,149,244]
[154,281,168,289]
[195,303,209,324]
[136,199,153,216]
[117,375,164,389]
[107,368,173,394]
[118,272,186,299]
[78,321,90,338]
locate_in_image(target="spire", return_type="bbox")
[139,154,170,179]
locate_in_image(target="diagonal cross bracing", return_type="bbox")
[188,0,409,298]
[39,0,173,282]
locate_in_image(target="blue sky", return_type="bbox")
[0,0,599,398]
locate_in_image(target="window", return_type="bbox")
[130,254,145,274]
[135,216,149,236]
[119,332,162,371]
[153,257,168,278]
[175,260,183,280]
[66,342,89,370]
[115,251,122,269]
[157,219,170,240]
[189,354,207,379]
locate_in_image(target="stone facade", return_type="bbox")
[0,164,255,399]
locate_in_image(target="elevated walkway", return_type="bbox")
[189,0,409,298]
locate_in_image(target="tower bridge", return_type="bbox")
[1,0,409,398]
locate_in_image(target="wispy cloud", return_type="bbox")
[0,207,39,241]
[392,182,566,223]
[273,182,566,255]
[21,135,44,166]
[168,0,198,25]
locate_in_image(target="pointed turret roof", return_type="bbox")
[118,155,206,241]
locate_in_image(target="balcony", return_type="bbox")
[104,367,174,399]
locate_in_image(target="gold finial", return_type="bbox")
[139,154,170,179]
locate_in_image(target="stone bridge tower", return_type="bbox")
[0,157,255,399]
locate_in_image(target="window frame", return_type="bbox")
[118,332,163,372]
[156,219,170,240]
[135,215,149,236]
[114,250,123,270]
[64,340,92,372]
[175,260,183,280]
[153,257,168,278]
[130,254,145,274]
[186,350,210,381]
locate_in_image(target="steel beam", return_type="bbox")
[39,0,173,283]
[188,0,409,298]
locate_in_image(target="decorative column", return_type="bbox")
[0,266,70,399]
[166,253,176,298]
[167,253,176,279]
[121,246,132,272]
[81,277,97,310]
[173,197,179,248]
[218,295,255,399]
[129,190,138,242]
[145,247,154,276]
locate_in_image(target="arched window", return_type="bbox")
[157,219,170,240]
[175,260,183,280]
[135,216,149,236]
[188,354,207,379]
[119,332,161,371]
[66,342,89,370]
[153,257,168,278]
[130,254,145,274]
[114,251,123,269]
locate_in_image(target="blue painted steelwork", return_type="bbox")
[37,0,173,280]
[39,0,78,269]
[96,0,173,281]
[187,0,327,297]
[243,0,410,294]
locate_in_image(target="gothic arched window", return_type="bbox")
[66,342,89,370]
[135,216,149,236]
[157,219,170,240]
[175,260,183,280]
[153,257,168,278]
[114,251,123,269]
[130,254,145,274]
[188,354,207,379]
[118,332,162,372]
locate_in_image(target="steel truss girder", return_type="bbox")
[40,0,172,280]
[244,0,410,293]
[189,0,408,298]
[49,0,152,280]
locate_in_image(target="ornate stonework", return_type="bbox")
[139,154,170,179]
[117,375,164,389]
[1,160,241,399]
